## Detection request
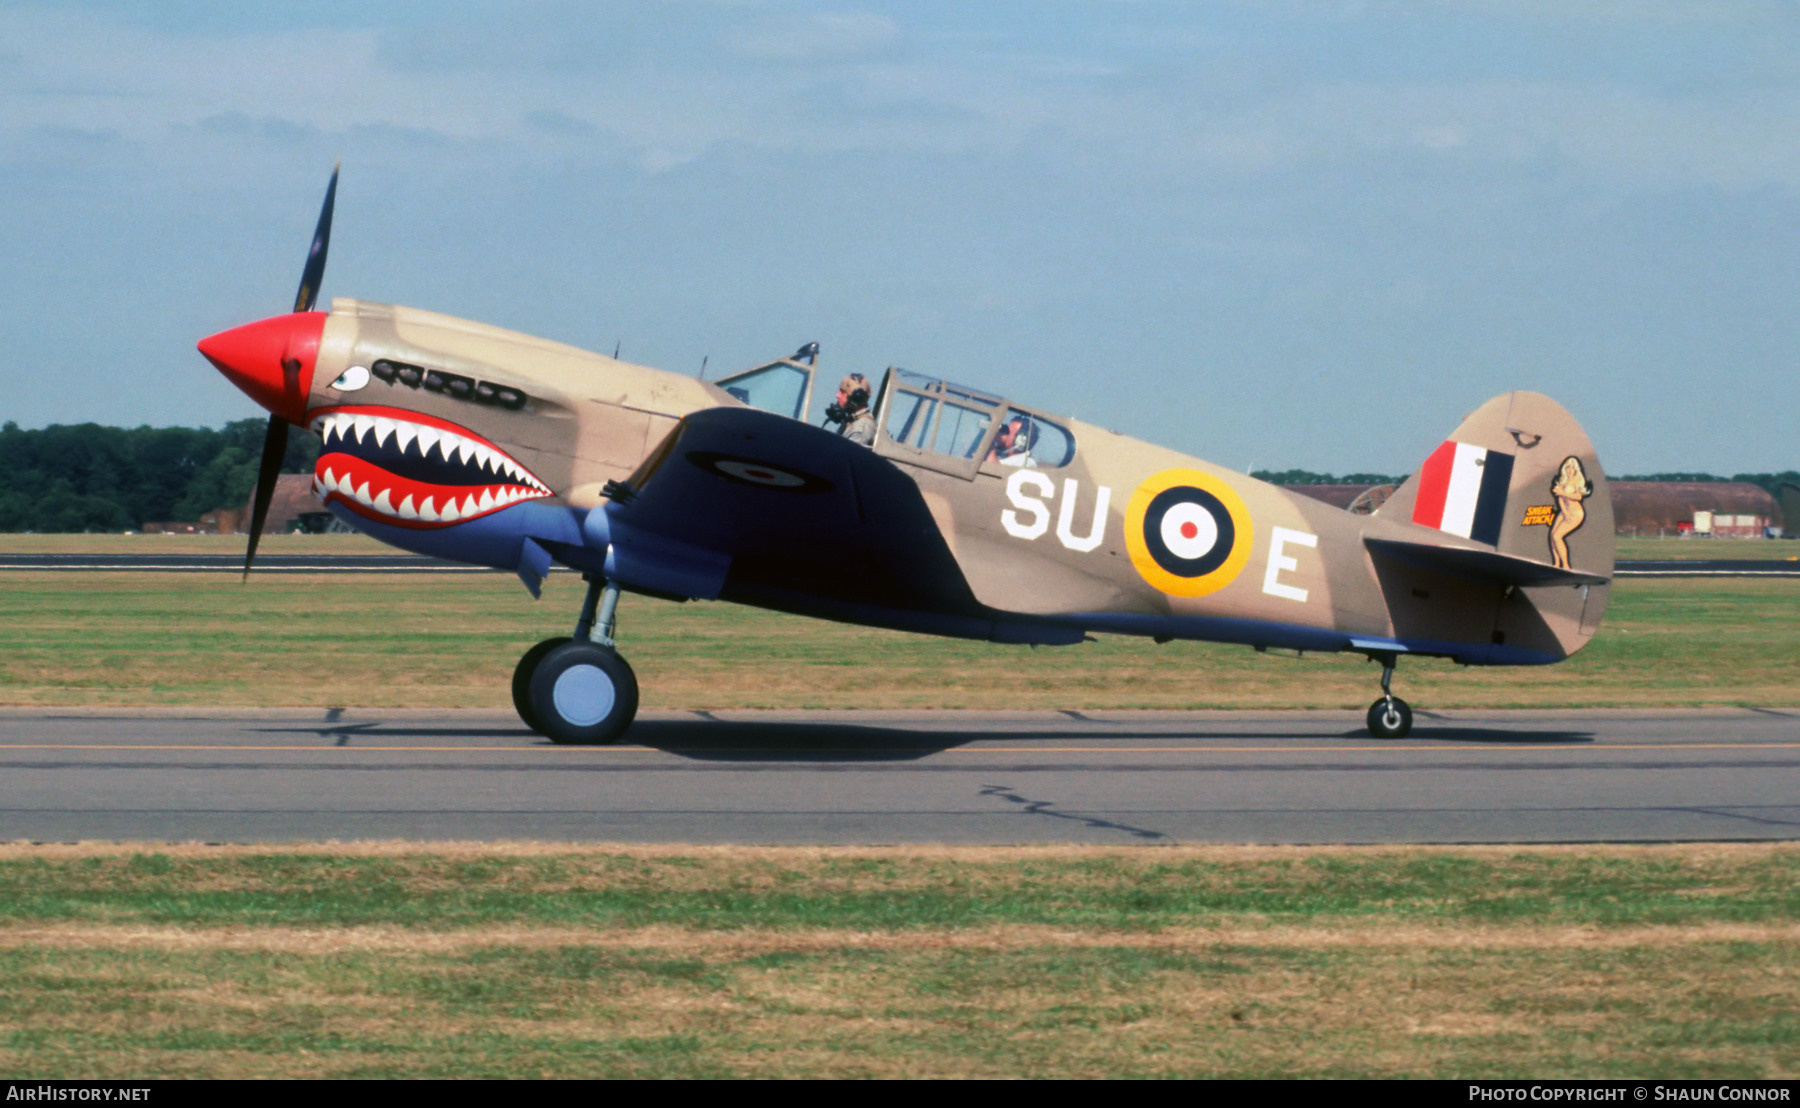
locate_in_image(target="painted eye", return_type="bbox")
[331,365,370,391]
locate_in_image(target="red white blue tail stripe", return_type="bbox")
[1411,440,1514,546]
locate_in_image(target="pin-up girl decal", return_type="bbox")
[1548,456,1593,569]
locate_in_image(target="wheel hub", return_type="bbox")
[552,664,617,726]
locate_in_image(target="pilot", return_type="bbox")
[988,414,1038,467]
[829,374,876,445]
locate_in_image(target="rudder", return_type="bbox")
[1377,391,1613,659]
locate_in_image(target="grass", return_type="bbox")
[1,535,1793,1077]
[3,845,1796,930]
[0,568,1794,708]
[0,844,1792,1078]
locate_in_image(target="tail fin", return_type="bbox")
[1376,391,1613,659]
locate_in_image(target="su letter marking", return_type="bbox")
[1002,470,1112,553]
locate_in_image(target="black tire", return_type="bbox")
[1366,696,1413,739]
[528,641,639,745]
[512,637,572,734]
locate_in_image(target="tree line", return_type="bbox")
[0,420,320,532]
[1250,469,1406,487]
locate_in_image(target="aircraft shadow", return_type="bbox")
[622,720,965,762]
[252,723,528,744]
[1366,724,1596,745]
[250,719,966,760]
[252,718,1596,760]
[614,720,1601,761]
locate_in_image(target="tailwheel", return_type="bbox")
[512,637,572,734]
[1366,696,1412,739]
[527,640,639,745]
[1364,651,1413,739]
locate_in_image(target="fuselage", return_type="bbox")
[200,299,1611,667]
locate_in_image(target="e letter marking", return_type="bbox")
[1262,526,1318,603]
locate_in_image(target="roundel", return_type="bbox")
[1124,468,1254,597]
[685,451,833,494]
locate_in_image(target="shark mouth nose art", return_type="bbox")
[308,405,551,528]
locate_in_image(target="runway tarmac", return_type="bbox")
[0,708,1794,845]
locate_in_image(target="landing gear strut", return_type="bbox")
[512,575,640,744]
[1364,652,1412,739]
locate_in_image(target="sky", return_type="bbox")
[2,0,1796,476]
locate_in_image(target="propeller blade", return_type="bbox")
[292,162,339,314]
[244,414,289,580]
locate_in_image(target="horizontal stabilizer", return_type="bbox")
[1366,537,1609,588]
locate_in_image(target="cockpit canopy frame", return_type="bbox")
[713,356,1077,480]
[872,367,1076,479]
[714,351,817,423]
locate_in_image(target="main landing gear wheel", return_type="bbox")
[512,636,571,735]
[1366,696,1413,739]
[527,640,639,745]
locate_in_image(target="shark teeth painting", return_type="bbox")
[307,405,551,530]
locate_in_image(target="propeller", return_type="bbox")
[294,162,338,315]
[242,163,338,579]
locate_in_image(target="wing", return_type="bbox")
[601,406,984,618]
